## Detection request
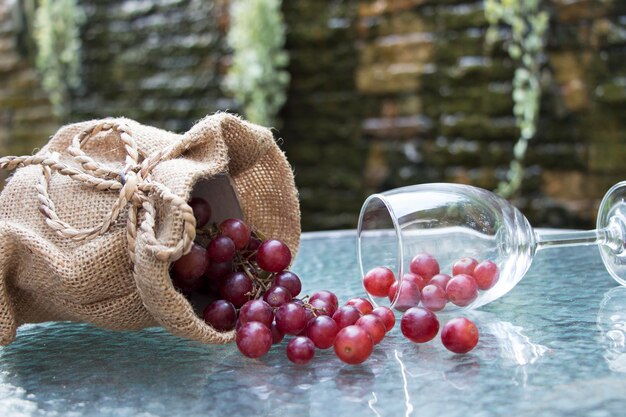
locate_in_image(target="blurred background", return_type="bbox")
[0,0,625,231]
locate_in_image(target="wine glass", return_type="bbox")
[357,182,626,311]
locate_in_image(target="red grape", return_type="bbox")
[220,272,253,308]
[332,305,362,329]
[236,322,272,358]
[334,325,373,365]
[257,239,292,272]
[402,272,426,291]
[389,280,421,312]
[286,337,315,365]
[346,297,374,315]
[446,274,478,307]
[310,291,339,310]
[204,260,233,281]
[309,298,335,316]
[371,306,395,332]
[273,271,302,297]
[275,302,308,335]
[452,257,478,276]
[441,317,479,354]
[271,320,285,344]
[239,299,274,327]
[363,267,395,297]
[263,285,292,308]
[420,284,447,312]
[189,197,212,228]
[409,253,440,281]
[247,237,262,252]
[202,300,237,331]
[298,307,315,336]
[401,307,439,343]
[356,314,386,345]
[429,273,452,290]
[208,236,236,263]
[474,260,499,290]
[306,315,339,349]
[219,219,251,250]
[172,242,209,283]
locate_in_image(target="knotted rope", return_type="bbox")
[0,120,197,265]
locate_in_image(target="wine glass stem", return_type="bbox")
[535,228,614,251]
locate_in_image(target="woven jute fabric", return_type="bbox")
[0,113,301,346]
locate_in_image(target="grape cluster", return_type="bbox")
[171,197,396,365]
[364,253,490,353]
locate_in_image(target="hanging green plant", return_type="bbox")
[224,0,290,127]
[484,0,549,198]
[33,0,85,118]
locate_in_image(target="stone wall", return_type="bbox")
[283,0,626,230]
[1,0,625,231]
[0,0,58,156]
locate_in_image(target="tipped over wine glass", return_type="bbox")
[357,182,626,311]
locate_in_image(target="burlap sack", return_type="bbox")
[0,113,301,346]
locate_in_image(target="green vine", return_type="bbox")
[33,0,85,117]
[485,0,549,198]
[224,0,289,127]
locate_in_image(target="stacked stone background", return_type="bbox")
[0,0,625,231]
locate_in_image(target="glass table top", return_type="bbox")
[1,230,625,416]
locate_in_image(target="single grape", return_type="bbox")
[271,320,285,344]
[202,300,237,331]
[446,274,478,307]
[389,280,421,312]
[263,285,292,308]
[298,307,315,336]
[220,272,253,308]
[172,242,209,283]
[236,322,272,358]
[204,260,233,281]
[310,290,339,310]
[247,237,262,252]
[189,197,212,228]
[172,275,200,296]
[306,315,339,349]
[371,306,395,332]
[239,299,274,327]
[441,317,479,354]
[346,297,374,315]
[402,272,426,291]
[363,266,395,297]
[452,257,478,276]
[286,337,315,365]
[429,273,452,290]
[409,253,440,281]
[420,284,447,312]
[474,260,499,290]
[273,271,302,297]
[309,298,335,316]
[257,239,292,272]
[219,218,251,250]
[356,314,386,345]
[275,302,308,335]
[334,325,373,365]
[208,236,236,263]
[401,307,439,343]
[332,305,362,329]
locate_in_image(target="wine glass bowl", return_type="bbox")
[357,183,536,311]
[359,181,626,312]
